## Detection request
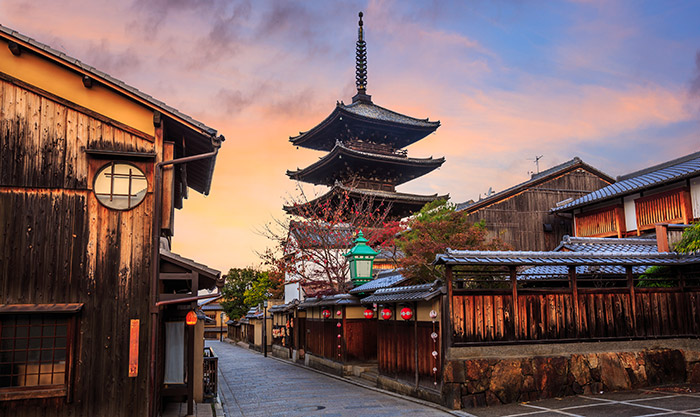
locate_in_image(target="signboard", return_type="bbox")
[129,319,139,377]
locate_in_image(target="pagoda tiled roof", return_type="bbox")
[289,101,440,151]
[552,150,700,213]
[286,142,444,186]
[283,184,449,219]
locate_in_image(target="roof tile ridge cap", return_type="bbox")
[363,101,438,124]
[618,151,700,181]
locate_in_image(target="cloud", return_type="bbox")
[691,50,700,98]
[83,39,142,75]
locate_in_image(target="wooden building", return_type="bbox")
[435,247,700,408]
[456,157,614,251]
[199,298,229,340]
[0,25,223,417]
[269,300,299,359]
[552,151,700,240]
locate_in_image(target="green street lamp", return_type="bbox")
[344,230,379,287]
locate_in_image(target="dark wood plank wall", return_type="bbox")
[377,321,441,385]
[464,170,612,251]
[0,79,155,416]
[451,289,700,344]
[344,319,376,362]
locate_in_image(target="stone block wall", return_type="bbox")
[443,348,692,409]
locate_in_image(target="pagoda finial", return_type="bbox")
[353,11,372,103]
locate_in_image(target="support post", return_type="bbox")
[626,266,637,336]
[569,266,580,337]
[414,301,419,389]
[509,266,519,339]
[445,266,454,347]
[263,305,268,357]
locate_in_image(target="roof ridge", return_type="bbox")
[618,150,700,181]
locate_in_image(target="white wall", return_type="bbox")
[691,177,700,219]
[624,193,640,233]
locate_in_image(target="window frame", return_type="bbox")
[0,304,82,402]
[93,161,149,211]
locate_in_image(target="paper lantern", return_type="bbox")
[363,309,374,319]
[185,310,197,326]
[336,322,341,328]
[381,308,392,320]
[400,307,413,321]
[429,310,438,319]
[336,310,342,316]
[322,309,331,319]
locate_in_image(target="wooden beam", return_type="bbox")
[569,266,580,338]
[626,266,637,337]
[510,266,519,340]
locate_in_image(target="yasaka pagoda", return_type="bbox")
[285,12,447,219]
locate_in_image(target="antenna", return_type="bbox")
[528,155,543,175]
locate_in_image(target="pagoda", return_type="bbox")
[285,12,447,219]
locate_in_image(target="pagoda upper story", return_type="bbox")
[285,12,447,219]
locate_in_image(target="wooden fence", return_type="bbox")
[301,318,376,362]
[448,267,700,345]
[378,320,441,388]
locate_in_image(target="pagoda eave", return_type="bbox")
[290,102,439,152]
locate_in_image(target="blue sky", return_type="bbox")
[2,0,699,270]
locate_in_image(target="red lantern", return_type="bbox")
[400,307,413,321]
[322,309,331,319]
[381,308,392,320]
[185,310,197,326]
[363,309,374,319]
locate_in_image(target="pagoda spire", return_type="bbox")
[353,12,372,103]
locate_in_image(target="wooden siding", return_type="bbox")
[463,169,612,251]
[302,318,376,362]
[635,188,693,232]
[378,320,440,387]
[450,287,700,345]
[575,205,625,238]
[0,80,155,416]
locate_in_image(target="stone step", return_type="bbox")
[359,370,379,383]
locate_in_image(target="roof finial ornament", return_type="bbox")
[353,11,372,103]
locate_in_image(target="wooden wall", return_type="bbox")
[463,169,612,251]
[450,288,700,344]
[302,318,376,362]
[378,321,440,387]
[0,79,155,416]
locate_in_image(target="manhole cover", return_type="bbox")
[295,405,326,411]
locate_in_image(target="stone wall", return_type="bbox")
[443,348,693,409]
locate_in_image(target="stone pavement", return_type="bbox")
[462,386,700,417]
[208,340,452,417]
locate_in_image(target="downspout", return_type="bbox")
[149,133,224,417]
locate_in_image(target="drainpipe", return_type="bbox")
[149,133,224,417]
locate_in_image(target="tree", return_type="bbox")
[219,268,282,320]
[389,199,511,282]
[261,183,398,296]
[674,222,700,253]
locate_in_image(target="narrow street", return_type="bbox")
[209,341,452,417]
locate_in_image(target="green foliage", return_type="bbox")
[636,265,676,288]
[674,222,700,253]
[220,268,280,320]
[392,200,510,283]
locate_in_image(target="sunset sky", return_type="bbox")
[2,0,700,273]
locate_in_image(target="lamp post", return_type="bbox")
[263,300,268,357]
[220,312,224,342]
[344,230,379,287]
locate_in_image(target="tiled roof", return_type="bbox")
[315,294,361,307]
[269,299,299,313]
[289,221,354,249]
[361,280,444,304]
[341,101,439,128]
[519,265,650,280]
[553,151,700,212]
[553,236,658,253]
[297,297,320,309]
[286,142,444,187]
[349,269,408,294]
[0,24,216,136]
[456,157,614,213]
[434,249,700,266]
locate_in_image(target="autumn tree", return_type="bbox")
[219,268,282,319]
[390,199,511,282]
[261,183,398,296]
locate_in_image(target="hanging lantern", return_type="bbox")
[185,310,197,326]
[363,309,374,319]
[336,310,342,317]
[322,309,331,319]
[344,230,379,287]
[431,332,438,340]
[400,307,413,321]
[336,322,341,328]
[381,308,392,320]
[429,310,438,319]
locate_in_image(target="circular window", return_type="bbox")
[94,162,148,210]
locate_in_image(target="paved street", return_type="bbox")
[209,341,700,417]
[209,341,452,417]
